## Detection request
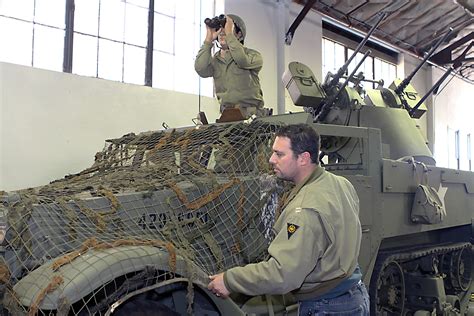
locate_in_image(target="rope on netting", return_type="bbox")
[173,129,193,149]
[185,150,217,182]
[8,193,37,249]
[257,141,274,173]
[51,237,100,271]
[146,129,175,158]
[161,194,194,245]
[57,198,79,241]
[0,263,10,284]
[4,286,25,315]
[28,275,64,316]
[237,182,245,230]
[166,178,240,211]
[184,258,197,316]
[51,238,177,274]
[97,187,121,211]
[231,182,246,257]
[202,232,224,272]
[73,199,107,233]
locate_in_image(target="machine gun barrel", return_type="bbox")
[395,28,454,95]
[342,75,384,86]
[409,66,454,116]
[285,0,317,45]
[327,12,386,88]
[315,50,372,122]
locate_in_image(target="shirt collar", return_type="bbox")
[284,165,325,208]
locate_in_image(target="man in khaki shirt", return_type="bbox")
[194,14,264,118]
[208,124,370,315]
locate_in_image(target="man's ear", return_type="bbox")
[299,152,311,165]
[235,30,243,41]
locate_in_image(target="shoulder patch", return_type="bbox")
[287,223,300,239]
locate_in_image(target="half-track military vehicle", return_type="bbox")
[278,15,473,315]
[1,15,473,316]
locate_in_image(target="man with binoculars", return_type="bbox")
[194,14,265,119]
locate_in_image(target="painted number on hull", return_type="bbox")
[138,211,209,229]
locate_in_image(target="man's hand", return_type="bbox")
[224,15,234,36]
[208,273,231,298]
[205,25,221,44]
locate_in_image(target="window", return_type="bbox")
[447,126,456,169]
[457,130,471,171]
[455,130,460,170]
[347,48,374,91]
[0,0,65,71]
[447,127,472,171]
[322,38,344,80]
[73,0,149,84]
[468,134,472,171]
[152,0,223,96]
[0,0,221,97]
[374,57,397,89]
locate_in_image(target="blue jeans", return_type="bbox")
[298,282,370,315]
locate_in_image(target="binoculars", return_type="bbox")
[204,14,226,30]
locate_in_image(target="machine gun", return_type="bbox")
[283,13,387,124]
[392,28,454,118]
[282,21,459,166]
[312,12,386,123]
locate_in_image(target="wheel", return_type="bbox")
[111,281,221,316]
[113,296,180,316]
[372,260,406,315]
[441,247,472,292]
[452,248,472,292]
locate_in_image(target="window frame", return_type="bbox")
[1,0,218,96]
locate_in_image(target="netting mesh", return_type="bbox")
[0,121,291,315]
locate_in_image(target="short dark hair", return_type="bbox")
[276,124,320,164]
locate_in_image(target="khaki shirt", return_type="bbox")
[194,33,264,109]
[223,167,361,299]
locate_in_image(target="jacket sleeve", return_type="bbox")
[194,42,214,78]
[223,209,329,296]
[226,33,263,70]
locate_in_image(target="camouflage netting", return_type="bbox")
[0,121,292,315]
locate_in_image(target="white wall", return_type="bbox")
[431,66,474,169]
[398,53,474,168]
[0,62,219,191]
[225,0,322,114]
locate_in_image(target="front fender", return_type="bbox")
[13,245,207,310]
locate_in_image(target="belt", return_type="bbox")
[302,280,362,302]
[319,280,362,300]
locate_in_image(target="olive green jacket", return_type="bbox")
[223,167,361,299]
[194,33,264,109]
